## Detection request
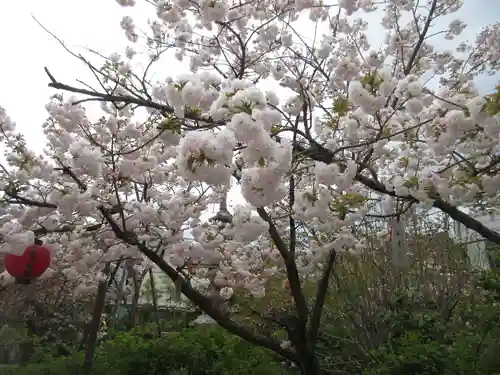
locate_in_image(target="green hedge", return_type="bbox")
[6,270,500,375]
[4,326,292,375]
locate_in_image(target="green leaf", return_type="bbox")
[333,98,349,116]
[232,103,252,114]
[157,117,181,133]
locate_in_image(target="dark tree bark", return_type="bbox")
[82,263,109,375]
[148,268,161,336]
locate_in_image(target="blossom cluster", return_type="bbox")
[0,0,499,307]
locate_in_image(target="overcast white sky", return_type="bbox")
[0,0,155,151]
[0,0,498,153]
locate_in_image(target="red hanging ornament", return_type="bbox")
[284,279,291,291]
[4,244,51,284]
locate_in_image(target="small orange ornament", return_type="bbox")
[285,279,291,290]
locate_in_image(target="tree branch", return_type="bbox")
[300,140,500,245]
[405,0,438,74]
[98,205,296,362]
[256,207,309,327]
[5,190,57,209]
[44,67,221,125]
[308,248,336,344]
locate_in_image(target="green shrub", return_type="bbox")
[4,325,291,375]
[310,268,500,375]
[360,272,500,375]
[96,326,290,375]
[6,268,500,375]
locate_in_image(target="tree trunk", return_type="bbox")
[291,331,323,375]
[128,278,141,329]
[299,351,323,375]
[148,268,161,336]
[127,268,148,329]
[82,263,109,375]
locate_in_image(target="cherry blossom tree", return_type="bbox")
[1,0,499,374]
